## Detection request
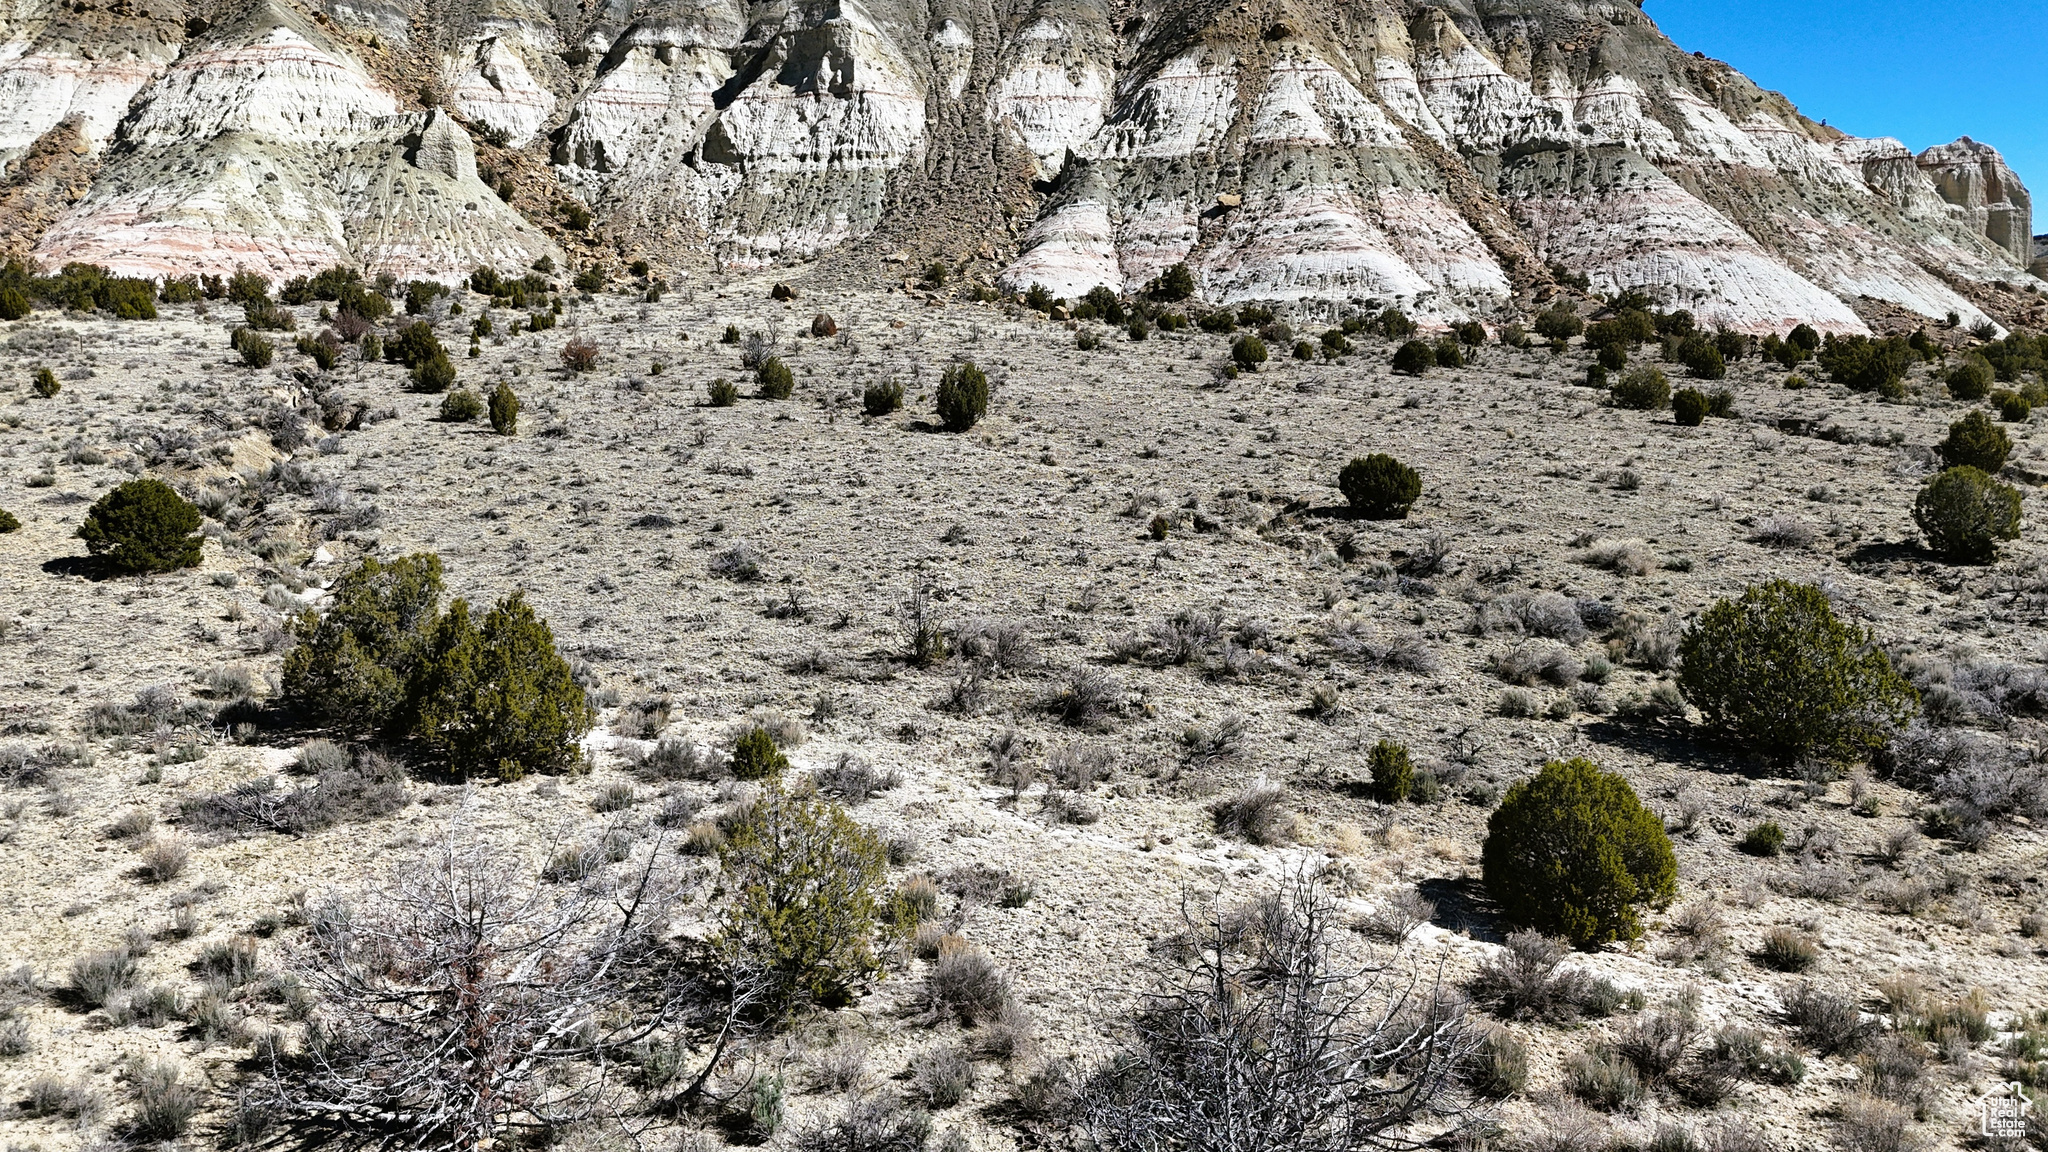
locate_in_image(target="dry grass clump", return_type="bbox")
[907,1041,974,1107]
[1756,926,1819,972]
[1488,641,1585,686]
[138,835,191,883]
[69,948,138,1007]
[630,736,721,782]
[1042,667,1120,727]
[815,753,902,801]
[1577,537,1659,575]
[925,936,1011,1025]
[1361,887,1437,941]
[1211,777,1293,844]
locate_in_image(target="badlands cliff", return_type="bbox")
[0,0,2040,331]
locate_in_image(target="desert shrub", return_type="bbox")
[863,379,903,416]
[1368,739,1414,802]
[1611,366,1671,410]
[559,337,599,373]
[708,378,738,406]
[182,751,407,836]
[1482,758,1677,948]
[409,593,593,780]
[909,1042,974,1107]
[295,333,339,370]
[1757,926,1817,972]
[1211,777,1292,844]
[1783,983,1872,1055]
[488,382,519,435]
[1672,388,1708,426]
[77,478,202,574]
[1466,1027,1528,1098]
[936,361,988,430]
[751,356,793,399]
[730,727,790,780]
[1947,354,1994,401]
[1739,820,1785,856]
[32,365,61,396]
[233,329,273,367]
[1148,262,1195,302]
[1390,339,1432,376]
[1430,336,1462,368]
[1469,929,1636,1022]
[439,388,483,422]
[386,320,443,368]
[256,838,701,1147]
[0,286,28,319]
[1820,334,1913,396]
[282,554,444,731]
[1565,1046,1642,1111]
[719,785,888,1007]
[1227,335,1267,373]
[404,279,448,314]
[1338,453,1422,520]
[1677,336,1725,379]
[71,948,138,1007]
[1078,285,1123,324]
[1915,466,2021,563]
[1677,580,1917,763]
[1936,409,2010,473]
[129,1059,202,1139]
[1534,304,1584,341]
[0,509,17,533]
[1995,389,2031,421]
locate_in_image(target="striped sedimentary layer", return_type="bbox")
[1,0,2037,327]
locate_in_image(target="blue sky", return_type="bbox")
[1650,1,2048,227]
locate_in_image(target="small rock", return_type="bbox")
[1216,192,1242,209]
[811,312,838,337]
[885,251,909,263]
[771,282,797,301]
[1049,305,1070,321]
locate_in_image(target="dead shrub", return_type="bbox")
[1076,874,1478,1150]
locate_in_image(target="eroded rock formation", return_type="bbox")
[1,0,2037,330]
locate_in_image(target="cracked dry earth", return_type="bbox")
[2,279,2048,1151]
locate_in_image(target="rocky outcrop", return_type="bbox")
[3,0,2038,328]
[26,0,559,281]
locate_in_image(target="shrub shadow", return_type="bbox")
[1577,716,1743,775]
[1418,876,1504,943]
[41,555,110,580]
